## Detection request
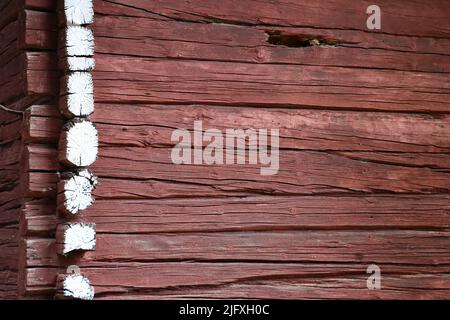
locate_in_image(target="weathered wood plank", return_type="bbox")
[21,195,450,237]
[0,19,20,66]
[0,52,57,105]
[0,270,18,299]
[92,56,450,112]
[26,171,241,199]
[92,0,450,39]
[25,230,450,267]
[24,104,450,152]
[23,263,450,299]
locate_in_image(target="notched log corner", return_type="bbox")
[57,169,98,216]
[59,25,94,56]
[60,72,94,117]
[58,0,95,26]
[56,222,97,255]
[58,119,98,167]
[265,30,339,48]
[55,273,95,300]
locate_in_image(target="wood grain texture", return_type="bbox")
[29,51,450,112]
[0,106,24,299]
[21,195,450,237]
[22,11,450,72]
[91,0,450,39]
[23,263,450,299]
[22,142,450,198]
[24,104,450,152]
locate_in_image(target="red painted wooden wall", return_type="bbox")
[1,0,450,299]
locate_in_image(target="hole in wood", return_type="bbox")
[266,31,338,48]
[56,222,97,255]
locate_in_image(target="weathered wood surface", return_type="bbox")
[22,0,450,38]
[24,230,450,267]
[0,0,60,297]
[18,6,450,112]
[2,0,450,299]
[55,273,95,300]
[24,104,450,152]
[24,145,450,197]
[20,52,450,112]
[0,109,23,298]
[20,195,450,236]
[24,263,450,299]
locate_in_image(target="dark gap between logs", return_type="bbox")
[266,31,339,48]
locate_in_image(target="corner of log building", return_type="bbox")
[1,0,450,300]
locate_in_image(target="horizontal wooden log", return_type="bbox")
[24,145,450,198]
[0,0,22,31]
[0,117,23,146]
[24,0,57,11]
[57,0,94,26]
[25,172,57,198]
[21,195,450,237]
[1,52,57,105]
[59,25,94,56]
[25,230,450,267]
[0,19,20,66]
[92,56,450,112]
[23,104,450,152]
[23,263,450,299]
[23,9,57,50]
[89,0,450,39]
[22,11,450,72]
[59,72,94,117]
[26,171,240,199]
